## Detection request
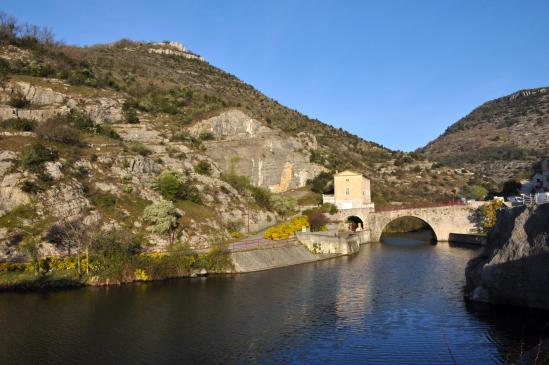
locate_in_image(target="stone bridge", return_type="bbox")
[334,203,482,242]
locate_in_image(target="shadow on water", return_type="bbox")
[380,229,437,246]
[465,301,549,362]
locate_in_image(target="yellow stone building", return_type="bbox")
[322,170,374,210]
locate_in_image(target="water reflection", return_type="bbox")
[0,235,547,364]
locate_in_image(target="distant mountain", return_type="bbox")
[419,88,549,184]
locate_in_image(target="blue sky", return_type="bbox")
[3,1,549,151]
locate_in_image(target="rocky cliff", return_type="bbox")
[465,204,549,310]
[188,109,325,192]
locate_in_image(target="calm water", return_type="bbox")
[0,232,548,364]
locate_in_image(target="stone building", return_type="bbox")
[322,170,374,210]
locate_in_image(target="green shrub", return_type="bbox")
[197,246,233,271]
[130,144,152,156]
[0,118,36,131]
[308,172,334,194]
[250,186,272,210]
[90,191,118,210]
[153,171,202,203]
[220,173,253,195]
[194,161,212,176]
[124,107,139,124]
[199,132,215,141]
[19,142,58,171]
[97,124,121,139]
[90,231,144,281]
[270,195,297,217]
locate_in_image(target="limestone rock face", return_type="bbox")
[0,173,29,216]
[465,204,549,310]
[0,80,123,124]
[189,109,325,192]
[44,181,91,220]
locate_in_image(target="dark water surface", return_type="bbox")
[1,232,548,364]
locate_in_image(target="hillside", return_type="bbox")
[0,17,482,259]
[419,88,549,184]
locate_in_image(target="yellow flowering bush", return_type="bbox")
[264,215,309,240]
[134,268,151,281]
[0,261,30,272]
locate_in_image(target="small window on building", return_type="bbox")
[346,188,350,195]
[346,178,349,182]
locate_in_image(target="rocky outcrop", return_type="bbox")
[0,80,123,124]
[465,204,549,310]
[189,109,325,192]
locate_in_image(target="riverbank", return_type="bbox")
[0,246,232,292]
[1,230,365,291]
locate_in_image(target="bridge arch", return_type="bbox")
[346,215,364,231]
[378,215,437,242]
[367,211,447,243]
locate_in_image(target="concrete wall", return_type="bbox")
[230,244,329,273]
[296,231,362,255]
[449,233,486,245]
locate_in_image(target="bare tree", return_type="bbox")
[0,11,19,40]
[46,216,96,273]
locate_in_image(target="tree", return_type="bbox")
[45,215,95,273]
[502,180,522,197]
[465,185,488,201]
[307,212,329,232]
[478,200,505,232]
[270,195,297,218]
[143,200,179,244]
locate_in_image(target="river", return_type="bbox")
[0,231,547,364]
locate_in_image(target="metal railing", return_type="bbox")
[374,200,465,213]
[518,194,549,206]
[225,237,299,253]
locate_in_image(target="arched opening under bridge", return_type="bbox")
[346,216,364,232]
[380,216,437,245]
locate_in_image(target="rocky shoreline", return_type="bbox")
[465,204,549,310]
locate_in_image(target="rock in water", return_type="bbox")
[465,204,549,310]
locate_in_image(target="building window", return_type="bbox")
[346,178,349,182]
[346,188,350,195]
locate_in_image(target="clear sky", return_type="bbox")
[3,0,549,151]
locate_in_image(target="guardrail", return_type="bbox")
[225,237,299,253]
[517,194,549,206]
[374,200,465,213]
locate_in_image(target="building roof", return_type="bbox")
[334,170,369,179]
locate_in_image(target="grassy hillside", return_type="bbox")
[0,14,480,205]
[419,88,549,184]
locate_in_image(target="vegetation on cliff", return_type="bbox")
[419,88,549,185]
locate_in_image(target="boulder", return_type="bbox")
[44,161,64,180]
[465,204,549,310]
